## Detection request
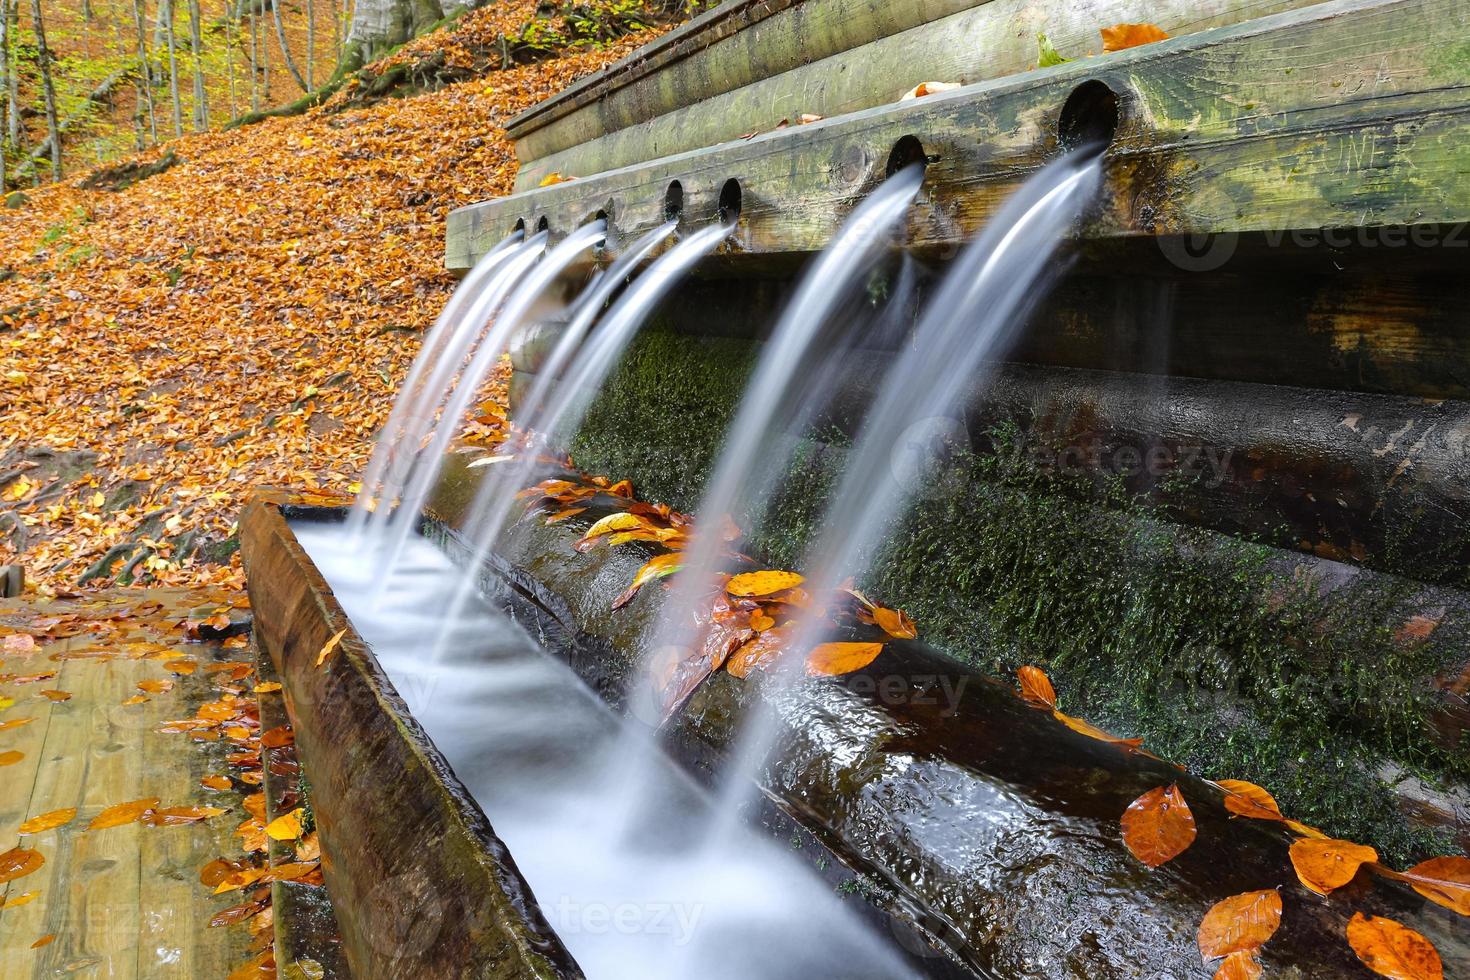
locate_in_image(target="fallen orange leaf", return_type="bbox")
[201,775,233,791]
[18,807,77,834]
[141,805,227,826]
[613,553,683,610]
[1346,912,1443,980]
[252,681,282,694]
[1100,22,1170,52]
[0,750,23,766]
[37,690,71,702]
[1017,666,1057,708]
[1121,783,1196,867]
[0,846,44,883]
[1217,779,1285,822]
[1,889,39,910]
[1197,889,1282,961]
[31,934,55,949]
[88,797,161,830]
[138,678,174,694]
[1213,950,1263,980]
[805,641,884,676]
[1289,837,1377,895]
[120,694,150,705]
[0,717,33,732]
[1400,856,1470,916]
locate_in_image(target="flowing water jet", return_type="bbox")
[425,221,725,666]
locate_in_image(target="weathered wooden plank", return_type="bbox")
[513,0,1332,189]
[447,0,1470,269]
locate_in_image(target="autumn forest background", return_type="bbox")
[0,0,697,594]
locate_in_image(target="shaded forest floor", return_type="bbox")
[0,1,668,594]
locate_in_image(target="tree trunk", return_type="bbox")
[249,1,260,111]
[338,0,444,75]
[162,0,183,137]
[0,0,8,190]
[271,0,310,92]
[188,0,206,129]
[5,0,19,151]
[225,4,238,117]
[29,0,61,181]
[305,0,315,88]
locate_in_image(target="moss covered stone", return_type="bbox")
[564,324,1466,863]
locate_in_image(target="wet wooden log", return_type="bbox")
[447,0,1470,269]
[239,495,583,980]
[421,472,1470,978]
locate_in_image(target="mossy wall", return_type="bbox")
[568,323,1468,864]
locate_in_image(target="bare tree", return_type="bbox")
[159,0,183,136]
[305,0,314,87]
[271,0,309,92]
[4,0,18,152]
[131,0,158,146]
[29,0,61,181]
[0,0,8,190]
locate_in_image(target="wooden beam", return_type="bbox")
[446,0,1470,270]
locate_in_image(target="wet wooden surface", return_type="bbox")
[0,589,254,978]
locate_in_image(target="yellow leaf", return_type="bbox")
[315,628,347,668]
[726,570,804,597]
[266,807,305,841]
[18,807,77,834]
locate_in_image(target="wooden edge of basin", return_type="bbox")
[239,492,584,980]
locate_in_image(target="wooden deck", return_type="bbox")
[0,589,256,978]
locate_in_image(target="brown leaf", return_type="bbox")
[1121,783,1197,867]
[200,857,247,887]
[0,846,45,883]
[31,934,56,949]
[88,797,161,830]
[805,641,884,677]
[18,807,77,834]
[202,774,233,791]
[1017,666,1057,708]
[1100,22,1170,52]
[138,678,174,694]
[1053,710,1145,750]
[210,899,268,928]
[0,749,23,766]
[37,689,71,701]
[1289,837,1378,894]
[141,805,227,826]
[260,725,294,748]
[1401,856,1470,916]
[1198,889,1282,960]
[1346,912,1443,980]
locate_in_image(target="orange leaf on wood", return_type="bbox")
[805,642,884,677]
[1121,783,1196,867]
[88,797,161,830]
[314,629,347,669]
[18,807,77,834]
[202,775,233,791]
[265,807,305,841]
[1346,913,1443,980]
[0,749,23,766]
[0,846,44,883]
[1401,856,1470,916]
[1100,22,1170,52]
[613,553,684,610]
[1289,837,1377,895]
[872,606,917,639]
[1217,780,1284,822]
[31,934,56,949]
[1214,950,1263,980]
[1197,889,1282,960]
[1053,710,1144,750]
[1017,666,1057,708]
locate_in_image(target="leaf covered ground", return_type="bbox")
[0,1,666,595]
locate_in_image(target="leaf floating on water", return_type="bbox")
[1197,889,1282,961]
[1037,32,1073,67]
[260,725,294,749]
[1346,912,1443,980]
[120,694,150,705]
[18,807,77,834]
[1121,783,1196,867]
[37,690,71,702]
[1017,666,1057,708]
[265,807,305,841]
[0,846,44,883]
[1400,856,1470,916]
[1213,950,1263,980]
[1217,779,1285,822]
[726,570,804,598]
[1289,837,1377,895]
[252,681,282,694]
[1,889,39,910]
[142,805,228,826]
[1100,22,1170,52]
[0,717,33,732]
[210,899,268,928]
[805,642,884,677]
[138,678,175,694]
[30,934,56,949]
[314,629,346,669]
[88,797,161,830]
[163,658,198,675]
[0,749,23,766]
[202,774,233,791]
[545,507,587,525]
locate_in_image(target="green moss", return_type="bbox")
[562,326,1465,863]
